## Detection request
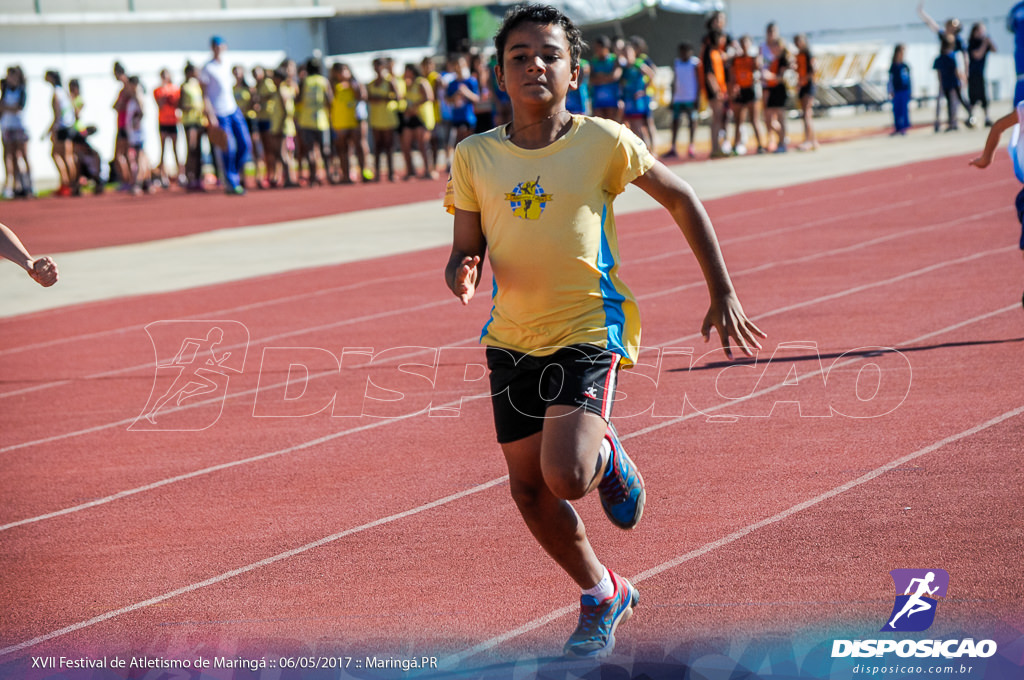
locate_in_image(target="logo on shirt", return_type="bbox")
[504,176,552,220]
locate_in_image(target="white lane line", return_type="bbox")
[1,247,1015,534]
[0,174,990,371]
[0,268,437,358]
[625,304,1020,441]
[441,402,1024,668]
[5,203,1000,406]
[638,203,998,271]
[0,198,877,395]
[1,207,1008,448]
[2,303,1017,659]
[0,297,454,401]
[0,475,510,660]
[0,336,478,461]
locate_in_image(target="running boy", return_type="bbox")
[969,102,1024,307]
[443,3,765,658]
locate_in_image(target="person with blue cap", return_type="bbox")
[200,35,252,194]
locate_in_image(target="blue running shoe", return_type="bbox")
[564,571,638,658]
[597,424,645,529]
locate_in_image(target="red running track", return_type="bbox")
[0,152,1022,678]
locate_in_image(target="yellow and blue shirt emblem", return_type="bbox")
[505,177,553,220]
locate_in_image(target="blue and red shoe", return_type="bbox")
[563,571,639,658]
[597,424,645,529]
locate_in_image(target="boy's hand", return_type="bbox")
[29,256,59,287]
[969,155,991,169]
[454,255,480,305]
[701,292,766,360]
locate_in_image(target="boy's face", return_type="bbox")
[497,22,578,107]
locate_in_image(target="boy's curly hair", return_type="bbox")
[494,3,585,70]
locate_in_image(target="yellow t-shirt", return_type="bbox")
[331,81,359,130]
[179,78,206,127]
[405,76,436,131]
[234,84,256,120]
[255,78,277,123]
[391,72,407,115]
[272,81,297,137]
[296,73,330,131]
[444,115,655,365]
[367,78,399,130]
[426,70,442,123]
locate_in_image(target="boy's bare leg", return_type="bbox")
[502,407,610,589]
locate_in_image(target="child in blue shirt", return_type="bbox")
[889,44,912,135]
[933,36,963,131]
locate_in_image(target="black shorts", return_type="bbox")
[672,101,697,117]
[404,115,425,130]
[299,127,330,152]
[485,344,622,444]
[968,73,987,107]
[159,123,178,136]
[767,84,788,109]
[733,87,756,105]
[798,83,816,100]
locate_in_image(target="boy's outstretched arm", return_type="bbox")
[632,162,766,359]
[970,110,1017,168]
[445,208,486,305]
[0,222,59,287]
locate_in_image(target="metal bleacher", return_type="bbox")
[811,48,889,110]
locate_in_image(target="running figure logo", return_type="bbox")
[504,176,553,220]
[131,320,249,431]
[881,569,950,632]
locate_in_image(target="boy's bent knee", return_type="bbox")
[543,464,594,501]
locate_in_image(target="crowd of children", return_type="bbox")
[2,51,522,197]
[0,9,836,200]
[665,12,819,159]
[0,5,1008,199]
